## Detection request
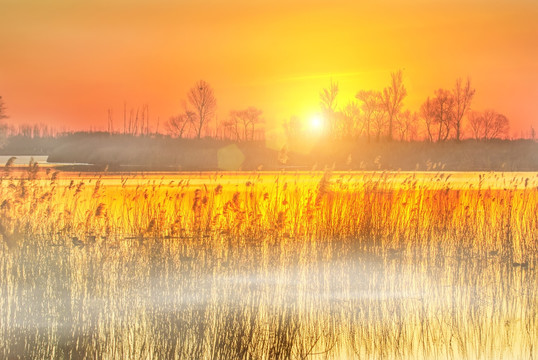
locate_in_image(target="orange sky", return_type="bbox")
[1,0,537,137]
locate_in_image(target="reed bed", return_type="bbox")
[0,163,537,359]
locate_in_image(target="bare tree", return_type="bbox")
[396,110,419,142]
[0,96,7,121]
[122,104,150,136]
[221,118,240,141]
[468,110,509,140]
[107,109,114,134]
[356,90,384,142]
[371,105,388,142]
[227,111,239,141]
[166,111,195,138]
[486,111,510,140]
[420,89,454,142]
[434,89,455,142]
[452,77,475,141]
[226,107,263,141]
[0,97,8,146]
[420,97,436,142]
[241,107,264,141]
[468,111,482,140]
[381,70,407,141]
[229,109,248,141]
[283,116,302,143]
[340,101,361,140]
[320,80,339,138]
[188,80,217,139]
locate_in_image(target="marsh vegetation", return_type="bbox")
[1,164,537,358]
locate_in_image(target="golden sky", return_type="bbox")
[1,0,537,136]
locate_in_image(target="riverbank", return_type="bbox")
[1,133,537,171]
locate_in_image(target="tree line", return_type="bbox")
[165,73,513,143]
[165,80,264,141]
[0,74,530,143]
[314,71,512,142]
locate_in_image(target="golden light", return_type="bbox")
[308,115,324,134]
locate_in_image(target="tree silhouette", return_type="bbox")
[0,96,7,121]
[240,107,263,141]
[468,110,509,140]
[188,80,216,139]
[452,78,475,141]
[381,70,407,141]
[320,80,339,138]
[420,89,454,142]
[166,110,195,138]
[227,107,264,141]
[340,101,361,140]
[0,96,8,146]
[396,110,419,142]
[356,90,384,142]
[221,117,240,141]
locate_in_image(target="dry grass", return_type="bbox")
[1,164,537,359]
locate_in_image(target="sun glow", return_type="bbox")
[309,115,324,134]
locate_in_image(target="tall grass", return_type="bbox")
[0,165,537,358]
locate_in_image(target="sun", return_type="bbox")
[309,115,324,133]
